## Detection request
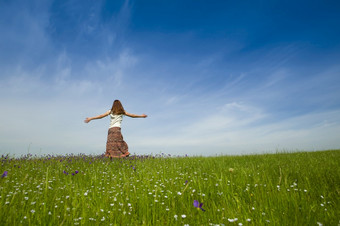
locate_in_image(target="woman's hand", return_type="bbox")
[84,111,110,123]
[141,114,148,118]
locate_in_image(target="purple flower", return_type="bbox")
[193,200,205,211]
[2,171,8,178]
[75,170,79,174]
[185,180,188,185]
[63,170,68,175]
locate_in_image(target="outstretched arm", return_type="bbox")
[124,111,148,118]
[84,110,111,123]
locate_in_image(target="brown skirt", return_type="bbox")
[105,127,129,158]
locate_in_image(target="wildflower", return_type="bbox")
[63,171,68,175]
[193,200,205,211]
[75,170,79,174]
[228,218,238,222]
[181,214,186,218]
[30,209,35,214]
[84,192,88,196]
[2,171,8,178]
[174,215,178,220]
[177,192,182,195]
[185,180,188,185]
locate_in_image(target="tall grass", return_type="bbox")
[0,150,339,225]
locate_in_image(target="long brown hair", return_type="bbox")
[110,100,125,115]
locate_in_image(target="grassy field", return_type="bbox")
[0,150,339,225]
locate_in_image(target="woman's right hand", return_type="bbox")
[84,118,91,123]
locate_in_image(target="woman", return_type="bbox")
[84,100,147,158]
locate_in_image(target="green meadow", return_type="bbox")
[0,150,339,225]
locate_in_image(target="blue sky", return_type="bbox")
[1,0,340,156]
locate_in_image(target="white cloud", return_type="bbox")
[128,101,340,156]
[0,48,142,156]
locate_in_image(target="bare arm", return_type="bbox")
[84,110,111,123]
[124,111,148,118]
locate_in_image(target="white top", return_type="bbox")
[109,113,124,128]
